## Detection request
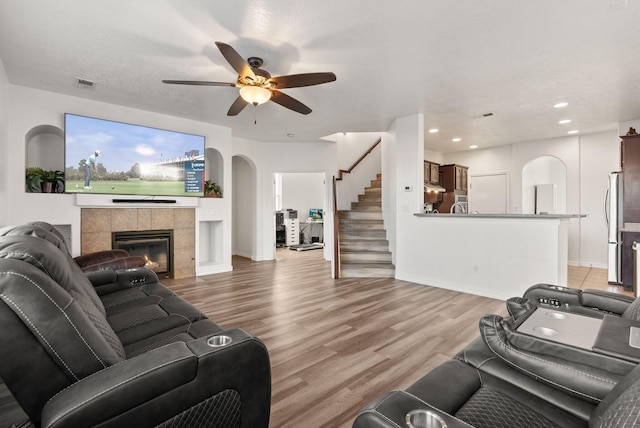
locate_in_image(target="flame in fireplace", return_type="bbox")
[144,255,159,270]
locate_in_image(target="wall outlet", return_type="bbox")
[404,185,413,192]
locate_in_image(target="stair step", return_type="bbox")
[340,239,389,251]
[351,202,381,210]
[340,263,395,278]
[340,229,387,240]
[338,211,382,220]
[357,194,381,202]
[341,251,392,263]
[364,187,381,195]
[340,219,384,230]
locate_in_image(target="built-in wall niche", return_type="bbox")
[198,220,223,269]
[25,125,65,193]
[205,147,224,197]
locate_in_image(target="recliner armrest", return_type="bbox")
[581,289,635,315]
[479,314,634,402]
[522,283,634,317]
[41,328,271,428]
[353,390,472,428]
[87,268,160,294]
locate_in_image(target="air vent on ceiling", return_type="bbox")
[75,78,96,89]
[482,112,494,117]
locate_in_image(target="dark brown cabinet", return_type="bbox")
[622,132,640,225]
[424,161,440,184]
[440,164,468,192]
[622,231,640,288]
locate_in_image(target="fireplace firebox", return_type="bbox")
[112,230,173,278]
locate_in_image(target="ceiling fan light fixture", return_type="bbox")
[240,85,271,105]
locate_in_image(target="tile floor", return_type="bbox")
[567,265,634,297]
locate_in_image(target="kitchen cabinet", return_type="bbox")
[621,230,640,290]
[424,161,440,184]
[440,164,468,192]
[622,131,640,225]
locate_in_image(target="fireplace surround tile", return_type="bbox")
[82,208,110,233]
[111,208,138,231]
[151,208,175,230]
[81,208,195,279]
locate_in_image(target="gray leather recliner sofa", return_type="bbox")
[0,222,271,428]
[353,284,640,427]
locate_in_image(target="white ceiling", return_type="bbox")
[1,0,640,153]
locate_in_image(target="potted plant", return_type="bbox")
[204,180,222,198]
[26,167,65,193]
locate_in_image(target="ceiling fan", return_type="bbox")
[163,42,336,116]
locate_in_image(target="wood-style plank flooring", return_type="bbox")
[0,250,631,427]
[166,249,507,427]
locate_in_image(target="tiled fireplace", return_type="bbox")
[81,208,195,279]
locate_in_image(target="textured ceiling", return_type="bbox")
[1,0,640,152]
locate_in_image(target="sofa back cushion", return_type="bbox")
[0,259,127,371]
[0,236,126,360]
[0,223,107,317]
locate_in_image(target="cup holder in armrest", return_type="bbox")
[207,335,232,348]
[406,409,448,428]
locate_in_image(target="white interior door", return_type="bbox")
[469,173,508,214]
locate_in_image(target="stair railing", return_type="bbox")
[332,175,340,278]
[331,137,382,279]
[335,138,382,181]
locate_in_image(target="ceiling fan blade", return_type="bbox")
[270,90,312,115]
[227,96,249,116]
[162,80,235,86]
[215,42,256,81]
[269,72,336,89]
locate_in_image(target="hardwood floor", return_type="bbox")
[165,249,507,427]
[2,252,628,427]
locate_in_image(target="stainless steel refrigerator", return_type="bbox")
[606,171,623,284]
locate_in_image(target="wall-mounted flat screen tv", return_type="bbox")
[64,113,205,197]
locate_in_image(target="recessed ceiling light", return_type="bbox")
[559,119,571,124]
[428,128,439,133]
[554,102,568,108]
[469,145,478,149]
[287,133,295,137]
[452,138,461,142]
[568,130,579,134]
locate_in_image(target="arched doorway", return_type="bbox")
[522,155,567,214]
[232,155,257,259]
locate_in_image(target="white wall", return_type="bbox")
[393,114,424,276]
[0,58,8,226]
[232,155,255,259]
[281,173,325,219]
[4,85,233,269]
[335,132,383,210]
[381,129,396,263]
[441,130,619,267]
[232,138,337,262]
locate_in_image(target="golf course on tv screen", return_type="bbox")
[64,113,205,197]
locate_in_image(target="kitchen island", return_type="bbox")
[395,213,585,301]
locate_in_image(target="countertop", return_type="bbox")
[414,213,586,219]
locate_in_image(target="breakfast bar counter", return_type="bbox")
[394,213,585,301]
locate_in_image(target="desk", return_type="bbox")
[300,221,323,244]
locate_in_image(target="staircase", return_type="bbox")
[338,174,395,277]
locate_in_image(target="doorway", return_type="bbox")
[274,172,326,258]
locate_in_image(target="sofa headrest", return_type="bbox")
[0,223,69,254]
[0,235,76,287]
